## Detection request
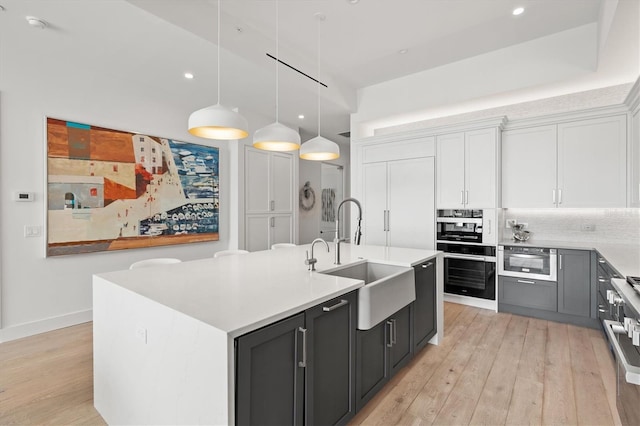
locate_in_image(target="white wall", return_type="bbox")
[0,22,262,342]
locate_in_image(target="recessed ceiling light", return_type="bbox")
[26,16,47,29]
[347,0,360,4]
[398,49,408,55]
[184,72,194,79]
[512,7,524,16]
[298,114,305,119]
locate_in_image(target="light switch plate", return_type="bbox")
[24,225,42,238]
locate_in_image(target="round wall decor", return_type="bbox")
[299,181,316,211]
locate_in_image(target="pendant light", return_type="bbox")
[299,13,340,161]
[253,0,301,151]
[188,0,249,140]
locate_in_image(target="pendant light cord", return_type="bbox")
[217,0,221,105]
[275,0,279,123]
[316,14,321,137]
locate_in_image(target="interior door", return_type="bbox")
[387,157,435,249]
[362,162,388,246]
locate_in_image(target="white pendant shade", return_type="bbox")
[188,104,249,140]
[253,122,301,151]
[299,136,340,161]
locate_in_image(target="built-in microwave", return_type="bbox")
[497,245,557,281]
[436,210,484,243]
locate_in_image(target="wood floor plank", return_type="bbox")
[354,305,482,425]
[401,308,494,424]
[567,324,615,425]
[468,314,529,425]
[432,310,512,425]
[542,321,578,425]
[504,317,548,425]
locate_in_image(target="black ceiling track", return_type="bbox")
[266,53,328,88]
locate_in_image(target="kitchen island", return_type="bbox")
[93,243,442,425]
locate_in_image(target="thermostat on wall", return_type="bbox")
[13,191,35,202]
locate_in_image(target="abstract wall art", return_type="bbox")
[46,118,219,256]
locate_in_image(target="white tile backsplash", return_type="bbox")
[501,208,640,244]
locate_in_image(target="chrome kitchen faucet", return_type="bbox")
[334,198,363,265]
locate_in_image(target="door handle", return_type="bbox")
[559,254,563,270]
[383,210,389,232]
[422,262,433,269]
[558,189,562,204]
[387,210,390,231]
[322,299,348,312]
[465,190,469,205]
[270,217,275,227]
[386,320,394,347]
[298,327,307,367]
[552,189,556,204]
[391,319,397,345]
[270,200,275,211]
[460,190,464,205]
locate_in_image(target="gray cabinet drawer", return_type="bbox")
[499,276,557,312]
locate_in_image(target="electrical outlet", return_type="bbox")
[581,224,596,232]
[135,325,147,344]
[506,219,517,229]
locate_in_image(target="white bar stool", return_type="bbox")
[129,258,182,270]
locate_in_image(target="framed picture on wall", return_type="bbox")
[46,117,219,256]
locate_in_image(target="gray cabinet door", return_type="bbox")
[236,313,305,426]
[389,304,414,377]
[414,260,436,352]
[558,249,591,317]
[355,320,389,411]
[305,292,357,426]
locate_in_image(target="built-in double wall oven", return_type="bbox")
[437,210,496,300]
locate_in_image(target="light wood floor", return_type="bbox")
[0,303,620,425]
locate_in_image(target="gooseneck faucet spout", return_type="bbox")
[334,197,363,265]
[306,238,330,271]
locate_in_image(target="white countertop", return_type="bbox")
[95,243,439,338]
[499,239,640,278]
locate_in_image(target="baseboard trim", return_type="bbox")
[444,293,497,311]
[0,309,92,343]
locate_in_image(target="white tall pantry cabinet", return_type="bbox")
[353,137,436,250]
[244,147,295,251]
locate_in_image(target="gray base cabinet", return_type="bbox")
[235,292,357,426]
[413,260,437,352]
[236,312,305,426]
[355,303,413,411]
[498,249,597,328]
[557,249,591,317]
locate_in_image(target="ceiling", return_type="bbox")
[1,0,627,145]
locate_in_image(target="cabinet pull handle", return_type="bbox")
[558,189,562,204]
[386,320,394,347]
[599,278,606,283]
[598,258,606,264]
[559,254,563,270]
[383,210,390,232]
[465,190,469,205]
[422,262,433,269]
[270,217,275,227]
[387,210,391,231]
[552,189,556,204]
[270,200,275,211]
[517,279,536,284]
[323,299,348,312]
[298,327,307,368]
[460,190,464,205]
[391,319,397,345]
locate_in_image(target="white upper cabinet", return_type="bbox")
[502,115,627,208]
[362,162,388,246]
[436,132,465,208]
[632,108,640,207]
[557,115,626,208]
[502,125,557,208]
[436,128,497,209]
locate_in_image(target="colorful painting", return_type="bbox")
[46,118,219,256]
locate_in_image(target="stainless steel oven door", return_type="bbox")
[603,320,640,425]
[497,247,557,281]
